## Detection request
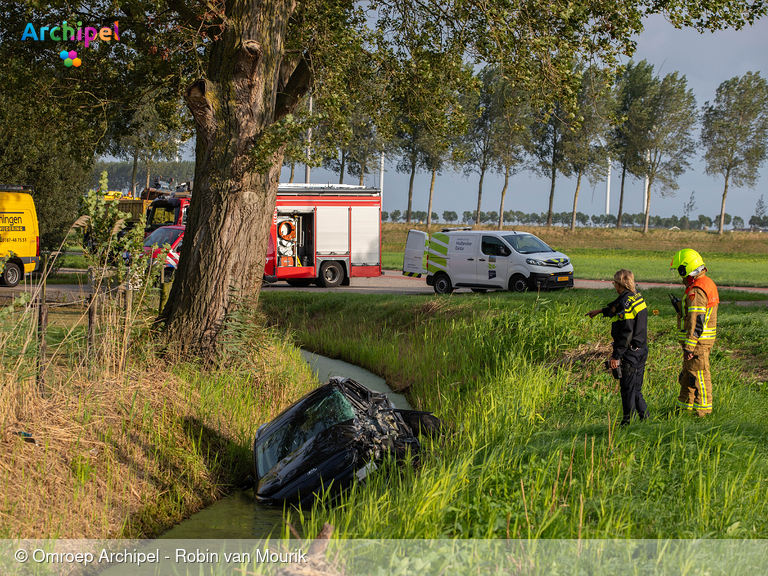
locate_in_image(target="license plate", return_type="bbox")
[557,276,569,282]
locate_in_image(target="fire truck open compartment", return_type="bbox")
[276,210,314,273]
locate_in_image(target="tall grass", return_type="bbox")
[0,286,318,539]
[260,288,768,538]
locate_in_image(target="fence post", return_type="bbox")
[37,296,48,394]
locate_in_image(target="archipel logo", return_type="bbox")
[22,21,121,67]
[60,50,81,67]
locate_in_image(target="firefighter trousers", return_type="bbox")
[620,352,648,426]
[678,349,712,416]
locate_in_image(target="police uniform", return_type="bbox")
[602,290,649,425]
[677,273,719,416]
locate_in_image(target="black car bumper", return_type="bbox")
[530,271,574,290]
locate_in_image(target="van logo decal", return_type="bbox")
[489,270,496,279]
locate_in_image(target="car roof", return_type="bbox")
[445,230,531,236]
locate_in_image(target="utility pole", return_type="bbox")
[304,92,313,184]
[605,157,611,215]
[379,154,384,203]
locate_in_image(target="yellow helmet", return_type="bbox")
[671,248,705,277]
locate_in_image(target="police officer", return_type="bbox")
[670,249,719,417]
[587,269,649,425]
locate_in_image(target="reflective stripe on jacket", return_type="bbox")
[602,290,648,361]
[678,273,718,352]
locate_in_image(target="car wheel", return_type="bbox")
[318,261,344,288]
[471,288,487,293]
[1,262,22,288]
[286,279,313,287]
[509,274,529,293]
[433,273,453,294]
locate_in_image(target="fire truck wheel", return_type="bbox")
[1,262,22,288]
[509,274,529,293]
[433,273,453,295]
[286,279,313,287]
[319,261,344,288]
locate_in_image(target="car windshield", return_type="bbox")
[144,227,182,248]
[256,389,356,478]
[502,234,555,255]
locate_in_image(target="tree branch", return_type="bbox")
[274,54,311,120]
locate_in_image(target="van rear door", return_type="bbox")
[403,230,428,276]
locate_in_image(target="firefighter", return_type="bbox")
[670,248,719,417]
[586,269,649,426]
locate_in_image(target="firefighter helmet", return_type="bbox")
[671,248,706,277]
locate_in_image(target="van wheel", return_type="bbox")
[433,273,453,294]
[286,279,313,287]
[1,262,22,288]
[319,261,344,288]
[509,274,529,293]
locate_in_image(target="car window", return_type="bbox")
[502,234,554,254]
[144,227,183,247]
[482,236,509,256]
[256,389,355,478]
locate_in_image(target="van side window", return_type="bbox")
[482,236,509,257]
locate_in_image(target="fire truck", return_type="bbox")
[265,183,382,287]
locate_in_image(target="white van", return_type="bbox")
[403,228,573,294]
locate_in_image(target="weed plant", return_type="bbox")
[260,288,768,539]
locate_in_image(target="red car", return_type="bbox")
[143,225,184,276]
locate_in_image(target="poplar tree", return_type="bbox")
[640,72,698,233]
[701,72,768,234]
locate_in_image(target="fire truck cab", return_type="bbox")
[265,183,382,287]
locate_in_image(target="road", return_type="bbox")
[3,269,768,302]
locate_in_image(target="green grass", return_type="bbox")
[260,288,768,539]
[382,248,768,288]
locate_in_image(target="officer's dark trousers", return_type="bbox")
[620,349,648,425]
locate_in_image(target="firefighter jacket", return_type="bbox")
[679,273,719,353]
[601,290,648,362]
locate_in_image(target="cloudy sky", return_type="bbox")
[282,14,768,224]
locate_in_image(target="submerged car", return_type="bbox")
[252,377,440,504]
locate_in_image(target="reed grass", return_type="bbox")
[260,288,768,539]
[0,289,317,539]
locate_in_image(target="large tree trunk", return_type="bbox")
[162,0,310,359]
[616,161,627,228]
[570,170,582,232]
[498,164,509,229]
[719,170,730,235]
[406,153,416,223]
[426,168,436,228]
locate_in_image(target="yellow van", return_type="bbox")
[0,185,40,287]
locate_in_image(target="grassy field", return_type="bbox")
[0,294,317,539]
[260,288,768,538]
[382,224,768,287]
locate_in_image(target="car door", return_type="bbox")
[480,235,510,288]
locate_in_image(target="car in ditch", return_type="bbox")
[252,377,440,504]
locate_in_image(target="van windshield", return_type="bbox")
[503,234,554,255]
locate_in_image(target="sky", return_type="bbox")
[279,14,768,224]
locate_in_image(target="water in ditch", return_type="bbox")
[156,349,409,540]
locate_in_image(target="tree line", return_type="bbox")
[313,62,768,236]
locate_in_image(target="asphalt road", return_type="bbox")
[3,269,768,302]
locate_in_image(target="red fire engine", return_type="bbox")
[264,183,382,287]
